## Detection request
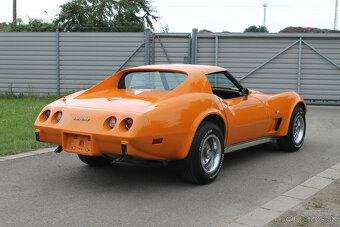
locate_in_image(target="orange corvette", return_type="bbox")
[34,64,306,184]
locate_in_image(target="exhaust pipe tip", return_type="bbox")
[54,145,63,153]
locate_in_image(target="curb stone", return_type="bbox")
[0,147,55,162]
[227,162,340,227]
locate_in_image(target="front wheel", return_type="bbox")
[78,154,112,166]
[278,106,306,152]
[178,121,224,185]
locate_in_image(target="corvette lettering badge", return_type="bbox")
[73,117,90,121]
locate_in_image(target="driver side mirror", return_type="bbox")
[242,88,249,95]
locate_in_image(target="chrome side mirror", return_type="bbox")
[242,88,249,95]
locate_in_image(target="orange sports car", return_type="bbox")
[34,64,306,184]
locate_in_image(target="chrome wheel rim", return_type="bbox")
[293,115,305,144]
[201,134,222,174]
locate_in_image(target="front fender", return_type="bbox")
[266,92,306,136]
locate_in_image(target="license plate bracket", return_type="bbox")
[63,133,93,155]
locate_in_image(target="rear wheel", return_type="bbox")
[78,154,112,166]
[178,121,224,185]
[278,106,306,152]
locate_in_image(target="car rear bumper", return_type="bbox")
[35,127,186,161]
[34,105,191,161]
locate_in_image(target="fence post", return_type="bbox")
[151,33,155,64]
[186,34,191,64]
[297,37,302,93]
[144,28,151,65]
[215,36,219,66]
[56,23,60,97]
[191,28,198,64]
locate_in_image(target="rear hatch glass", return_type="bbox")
[118,71,187,91]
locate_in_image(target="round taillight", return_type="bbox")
[125,118,133,130]
[56,111,63,122]
[108,116,117,129]
[44,110,51,120]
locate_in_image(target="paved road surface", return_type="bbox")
[1,106,339,226]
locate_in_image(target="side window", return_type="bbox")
[206,72,238,89]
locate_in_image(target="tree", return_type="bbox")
[244,25,269,33]
[160,24,169,33]
[199,29,212,33]
[1,19,56,32]
[55,0,158,32]
[280,26,340,33]
[0,22,8,30]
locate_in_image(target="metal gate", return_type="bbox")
[1,29,339,105]
[193,31,340,105]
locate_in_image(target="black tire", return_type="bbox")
[178,121,224,185]
[278,106,306,152]
[78,154,112,166]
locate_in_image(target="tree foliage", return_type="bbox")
[56,0,158,32]
[280,26,340,33]
[1,0,158,32]
[160,24,170,33]
[0,19,56,32]
[244,25,269,33]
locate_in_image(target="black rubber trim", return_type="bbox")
[35,132,40,142]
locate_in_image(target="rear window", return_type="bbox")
[119,71,187,91]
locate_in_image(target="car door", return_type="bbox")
[206,71,271,145]
[222,95,270,145]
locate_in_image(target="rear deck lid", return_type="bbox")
[68,89,170,113]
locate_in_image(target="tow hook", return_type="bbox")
[54,145,63,153]
[35,131,40,142]
[116,142,128,162]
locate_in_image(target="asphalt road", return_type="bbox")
[1,106,339,227]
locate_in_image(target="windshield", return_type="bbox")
[119,71,187,91]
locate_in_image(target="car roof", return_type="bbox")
[129,64,226,75]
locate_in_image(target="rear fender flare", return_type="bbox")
[179,110,227,159]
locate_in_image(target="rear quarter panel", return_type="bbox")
[145,93,226,160]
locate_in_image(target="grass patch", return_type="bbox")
[312,202,323,208]
[298,216,309,226]
[0,95,58,156]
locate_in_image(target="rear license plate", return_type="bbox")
[63,133,93,154]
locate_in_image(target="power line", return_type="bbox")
[156,6,335,13]
[155,3,336,9]
[335,0,339,30]
[263,2,267,27]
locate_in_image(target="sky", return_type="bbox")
[0,0,338,32]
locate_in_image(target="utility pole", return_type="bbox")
[335,0,338,30]
[263,2,268,27]
[13,0,17,24]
